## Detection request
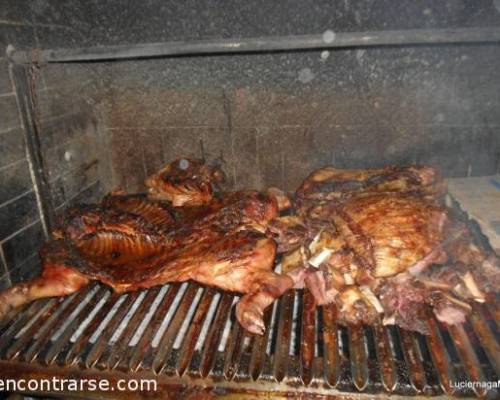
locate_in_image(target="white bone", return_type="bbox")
[308,248,333,268]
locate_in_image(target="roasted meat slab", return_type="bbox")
[0,182,297,335]
[0,158,498,337]
[145,158,225,206]
[295,164,444,212]
[275,165,500,334]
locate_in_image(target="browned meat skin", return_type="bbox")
[0,265,89,318]
[0,241,90,318]
[331,193,448,278]
[145,158,225,207]
[55,202,169,241]
[295,165,444,215]
[292,165,499,333]
[0,190,294,335]
[102,194,174,227]
[266,216,309,253]
[75,230,166,266]
[47,195,180,273]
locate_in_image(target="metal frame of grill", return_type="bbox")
[0,199,498,399]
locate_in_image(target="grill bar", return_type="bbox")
[322,302,340,388]
[20,290,90,363]
[84,292,139,368]
[130,284,179,372]
[300,289,316,385]
[115,285,168,371]
[425,317,457,395]
[0,300,52,358]
[485,294,500,325]
[469,303,500,374]
[399,330,427,393]
[223,313,245,380]
[43,285,104,365]
[0,303,33,337]
[199,292,232,378]
[152,283,198,374]
[372,323,398,392]
[448,324,488,398]
[176,288,215,376]
[348,324,369,391]
[104,287,161,370]
[64,289,112,366]
[273,290,294,383]
[249,303,274,380]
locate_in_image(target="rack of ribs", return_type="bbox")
[0,159,299,335]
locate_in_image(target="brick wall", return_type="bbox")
[37,64,106,213]
[0,58,43,289]
[0,2,105,288]
[43,0,495,193]
[0,6,44,288]
[98,45,500,193]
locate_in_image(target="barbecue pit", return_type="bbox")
[0,199,498,398]
[0,2,499,399]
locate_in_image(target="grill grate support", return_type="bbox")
[0,282,498,399]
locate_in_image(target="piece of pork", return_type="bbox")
[0,191,299,335]
[0,158,297,335]
[145,158,225,207]
[295,164,444,210]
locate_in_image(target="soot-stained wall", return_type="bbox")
[0,1,105,287]
[98,45,500,193]
[25,0,500,192]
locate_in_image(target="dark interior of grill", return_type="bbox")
[0,1,499,399]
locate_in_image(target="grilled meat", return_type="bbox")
[377,275,431,333]
[266,216,310,253]
[329,193,447,279]
[0,190,299,335]
[145,158,225,206]
[295,164,444,215]
[284,165,500,334]
[102,193,175,227]
[1,158,498,337]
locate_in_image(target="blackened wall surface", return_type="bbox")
[24,0,500,192]
[0,1,104,287]
[27,0,500,45]
[97,45,500,192]
[0,6,41,289]
[0,58,38,289]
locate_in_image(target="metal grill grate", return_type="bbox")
[0,281,498,398]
